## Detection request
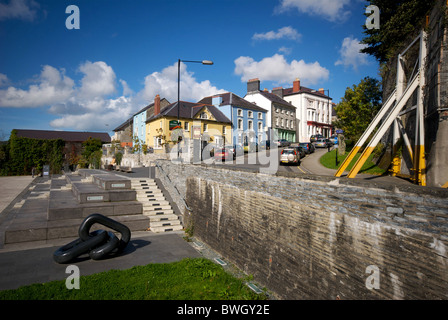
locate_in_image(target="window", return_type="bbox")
[184,122,189,131]
[258,122,262,131]
[258,113,263,120]
[201,112,208,119]
[238,119,243,130]
[223,126,226,135]
[275,117,279,126]
[237,109,243,117]
[290,120,294,129]
[276,108,279,113]
[248,111,253,118]
[203,123,208,132]
[154,137,162,149]
[248,120,253,130]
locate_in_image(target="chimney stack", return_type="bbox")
[154,94,160,115]
[293,78,301,93]
[272,87,283,98]
[319,88,325,94]
[247,78,260,93]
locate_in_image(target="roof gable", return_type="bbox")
[198,92,268,113]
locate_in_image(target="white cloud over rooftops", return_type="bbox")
[234,53,329,86]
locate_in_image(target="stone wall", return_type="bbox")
[155,159,448,299]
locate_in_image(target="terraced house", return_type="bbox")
[145,95,232,153]
[244,78,297,143]
[198,92,268,147]
[132,95,170,150]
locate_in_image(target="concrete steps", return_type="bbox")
[1,172,152,246]
[130,179,183,233]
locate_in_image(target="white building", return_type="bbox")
[273,78,333,142]
[244,78,297,142]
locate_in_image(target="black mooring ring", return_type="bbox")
[78,213,131,253]
[53,230,108,264]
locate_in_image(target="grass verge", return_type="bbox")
[0,258,267,300]
[320,149,386,175]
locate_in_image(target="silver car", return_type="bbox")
[279,148,300,165]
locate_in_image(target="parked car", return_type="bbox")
[227,145,243,159]
[292,146,306,158]
[310,134,324,142]
[214,147,234,161]
[329,135,338,145]
[299,142,315,154]
[314,138,334,148]
[314,138,329,148]
[243,142,258,153]
[275,139,290,147]
[259,140,271,150]
[279,148,300,165]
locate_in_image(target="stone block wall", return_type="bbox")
[155,159,448,299]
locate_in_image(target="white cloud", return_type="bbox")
[278,46,292,55]
[234,53,329,85]
[119,79,133,96]
[140,61,226,103]
[0,0,40,21]
[78,61,117,99]
[335,36,369,71]
[0,65,74,108]
[50,96,134,131]
[0,60,226,131]
[252,26,302,41]
[276,0,351,22]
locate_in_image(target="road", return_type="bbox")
[111,146,412,185]
[209,146,331,175]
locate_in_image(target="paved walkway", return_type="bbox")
[0,176,35,215]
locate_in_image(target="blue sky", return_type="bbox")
[0,0,379,139]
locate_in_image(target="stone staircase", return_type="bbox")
[130,178,183,233]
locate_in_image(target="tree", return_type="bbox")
[81,137,103,168]
[334,77,383,142]
[361,0,436,63]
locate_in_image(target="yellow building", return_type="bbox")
[145,100,232,153]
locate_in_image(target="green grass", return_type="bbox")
[320,149,386,175]
[0,258,267,300]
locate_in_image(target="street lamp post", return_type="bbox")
[176,59,213,159]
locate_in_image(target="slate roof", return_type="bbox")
[113,97,170,131]
[198,92,268,113]
[256,90,296,109]
[113,119,133,132]
[13,129,111,143]
[283,86,332,99]
[146,101,231,124]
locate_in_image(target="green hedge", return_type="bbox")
[0,130,64,176]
